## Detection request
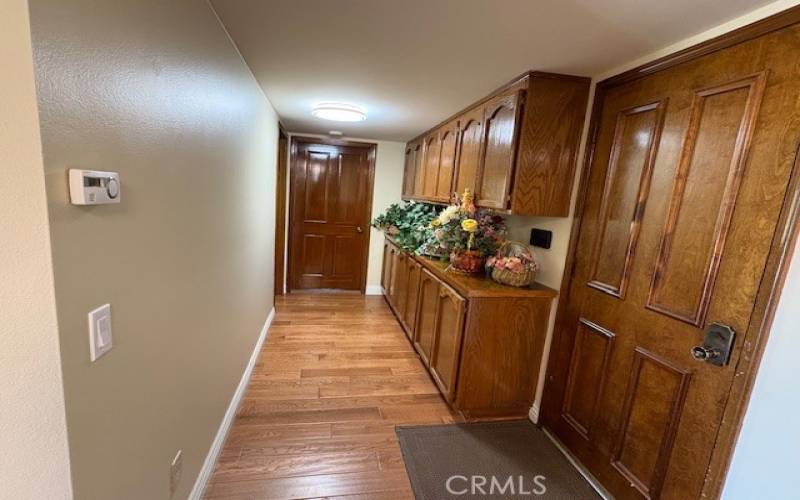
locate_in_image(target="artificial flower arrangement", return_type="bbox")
[430,189,506,273]
[486,241,540,287]
[371,201,438,252]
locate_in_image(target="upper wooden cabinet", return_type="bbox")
[453,106,484,198]
[406,120,460,202]
[420,132,440,200]
[402,71,590,216]
[477,89,523,209]
[434,120,459,202]
[401,141,420,198]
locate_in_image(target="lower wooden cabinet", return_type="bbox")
[413,268,439,366]
[381,241,394,293]
[382,238,558,420]
[403,259,422,340]
[390,252,409,322]
[429,282,466,402]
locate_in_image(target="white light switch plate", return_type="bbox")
[88,304,113,361]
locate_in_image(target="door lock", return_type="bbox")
[691,323,735,366]
[691,345,720,362]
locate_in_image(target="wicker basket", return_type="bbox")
[487,241,539,287]
[448,250,485,274]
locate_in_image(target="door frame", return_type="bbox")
[274,125,289,297]
[286,135,377,293]
[541,6,800,499]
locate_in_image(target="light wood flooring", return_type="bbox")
[203,293,463,499]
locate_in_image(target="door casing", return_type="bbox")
[274,126,289,297]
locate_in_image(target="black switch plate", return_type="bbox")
[530,228,552,249]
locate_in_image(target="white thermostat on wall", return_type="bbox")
[69,169,121,205]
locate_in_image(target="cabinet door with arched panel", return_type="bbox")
[477,89,523,209]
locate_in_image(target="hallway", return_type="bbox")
[204,294,463,499]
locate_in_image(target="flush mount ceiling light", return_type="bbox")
[312,103,366,122]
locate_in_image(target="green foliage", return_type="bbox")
[372,201,438,252]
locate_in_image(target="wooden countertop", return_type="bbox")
[415,257,558,299]
[385,237,558,299]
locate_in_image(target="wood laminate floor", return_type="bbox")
[204,293,463,500]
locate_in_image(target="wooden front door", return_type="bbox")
[543,21,800,500]
[288,139,375,291]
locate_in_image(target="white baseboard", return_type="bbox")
[188,307,275,500]
[528,403,540,424]
[365,285,384,295]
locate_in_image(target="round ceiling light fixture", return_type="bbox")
[312,103,366,122]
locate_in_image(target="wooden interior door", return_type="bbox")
[289,139,375,291]
[543,22,800,500]
[429,283,466,402]
[476,89,522,209]
[414,269,439,366]
[435,120,459,202]
[453,106,484,198]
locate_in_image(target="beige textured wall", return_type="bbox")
[28,0,279,498]
[0,2,73,499]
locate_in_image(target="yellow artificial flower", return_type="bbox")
[430,219,441,227]
[461,218,478,233]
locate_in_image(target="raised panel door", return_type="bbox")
[382,242,395,296]
[542,28,800,500]
[392,252,410,320]
[454,106,484,199]
[477,90,523,209]
[412,139,426,198]
[429,283,466,401]
[413,269,439,366]
[421,132,441,200]
[435,120,459,202]
[289,141,373,290]
[403,259,422,340]
[402,141,419,198]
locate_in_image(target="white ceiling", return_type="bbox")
[211,0,771,141]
